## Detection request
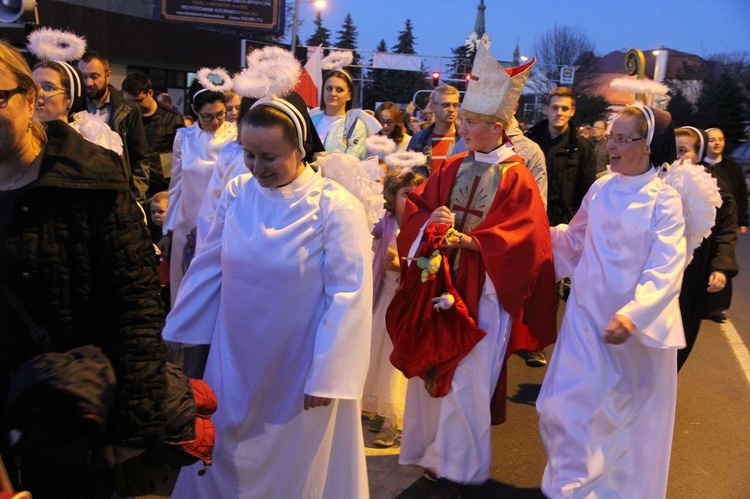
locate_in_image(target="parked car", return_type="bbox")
[728,142,750,194]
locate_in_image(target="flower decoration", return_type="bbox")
[417,250,442,283]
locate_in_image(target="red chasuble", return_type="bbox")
[388,151,557,424]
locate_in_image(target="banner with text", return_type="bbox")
[161,0,285,35]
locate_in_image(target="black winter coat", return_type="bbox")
[105,85,151,205]
[0,121,167,450]
[526,120,596,226]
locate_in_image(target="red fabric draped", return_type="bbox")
[386,223,487,397]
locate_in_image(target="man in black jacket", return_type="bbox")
[122,71,184,196]
[525,87,596,366]
[78,51,151,205]
[526,86,596,227]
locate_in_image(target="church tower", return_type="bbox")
[474,0,486,39]
[466,0,490,49]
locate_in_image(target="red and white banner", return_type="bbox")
[296,46,323,108]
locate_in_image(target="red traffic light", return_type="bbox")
[431,71,440,87]
[465,73,472,82]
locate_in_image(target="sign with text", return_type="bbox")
[559,66,576,85]
[160,0,285,35]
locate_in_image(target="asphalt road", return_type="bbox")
[373,235,750,498]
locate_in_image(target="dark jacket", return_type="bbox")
[106,85,151,205]
[143,103,184,195]
[526,120,596,226]
[678,172,738,370]
[709,156,748,227]
[0,121,168,452]
[406,122,460,177]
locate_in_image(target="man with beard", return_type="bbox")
[78,51,150,204]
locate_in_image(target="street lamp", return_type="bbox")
[291,0,327,54]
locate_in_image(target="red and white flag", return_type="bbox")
[295,45,323,108]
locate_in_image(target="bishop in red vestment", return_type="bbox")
[388,44,556,492]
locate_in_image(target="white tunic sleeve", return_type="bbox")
[304,191,373,399]
[551,179,602,280]
[617,185,687,348]
[162,174,251,345]
[163,127,185,234]
[195,142,244,249]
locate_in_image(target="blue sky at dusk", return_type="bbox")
[292,0,750,69]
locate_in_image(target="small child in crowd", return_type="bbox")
[363,169,424,447]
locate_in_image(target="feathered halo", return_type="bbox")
[196,67,233,93]
[658,159,722,266]
[316,152,385,231]
[233,46,301,99]
[385,151,427,172]
[27,28,86,62]
[610,77,669,96]
[321,50,354,71]
[365,135,397,159]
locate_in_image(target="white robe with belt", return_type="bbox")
[163,121,236,305]
[163,167,373,498]
[537,169,686,498]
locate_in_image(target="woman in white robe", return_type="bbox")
[162,97,373,498]
[160,83,236,306]
[537,106,687,498]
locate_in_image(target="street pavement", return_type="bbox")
[145,240,750,499]
[368,235,750,499]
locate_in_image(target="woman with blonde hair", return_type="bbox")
[0,40,167,499]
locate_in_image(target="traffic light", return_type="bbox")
[431,71,440,87]
[465,73,472,83]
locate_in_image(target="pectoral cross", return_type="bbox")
[452,176,486,232]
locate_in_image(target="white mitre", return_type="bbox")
[460,43,535,128]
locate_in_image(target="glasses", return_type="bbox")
[199,110,227,123]
[0,87,24,109]
[605,134,643,145]
[379,119,393,126]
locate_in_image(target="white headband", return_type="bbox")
[193,88,211,99]
[636,104,655,146]
[55,61,81,105]
[683,126,705,160]
[251,97,307,157]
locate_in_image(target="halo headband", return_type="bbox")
[683,126,705,160]
[251,97,307,157]
[193,88,211,99]
[634,104,655,146]
[53,60,81,105]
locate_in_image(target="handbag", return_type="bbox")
[1,284,117,470]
